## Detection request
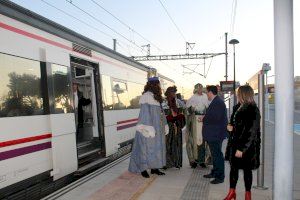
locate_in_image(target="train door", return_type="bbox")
[70,56,103,165]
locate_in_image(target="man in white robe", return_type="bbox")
[186,83,209,168]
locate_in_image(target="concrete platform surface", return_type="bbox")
[56,121,300,200]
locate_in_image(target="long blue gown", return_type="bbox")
[128,92,167,173]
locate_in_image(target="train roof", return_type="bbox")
[0,0,150,72]
[158,73,175,83]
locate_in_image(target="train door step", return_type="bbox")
[77,141,103,167]
[78,148,101,160]
[76,158,109,175]
[77,141,93,150]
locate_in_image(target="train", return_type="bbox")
[0,1,174,198]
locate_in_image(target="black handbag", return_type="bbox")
[225,131,234,161]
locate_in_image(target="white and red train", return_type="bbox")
[0,1,174,198]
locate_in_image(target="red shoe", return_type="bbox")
[245,191,251,200]
[223,188,236,200]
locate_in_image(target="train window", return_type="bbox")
[0,53,44,117]
[51,64,72,114]
[127,82,143,109]
[101,75,144,110]
[112,80,129,109]
[101,75,113,110]
[75,67,85,76]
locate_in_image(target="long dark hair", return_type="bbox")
[143,80,163,103]
[165,86,178,113]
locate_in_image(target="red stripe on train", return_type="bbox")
[0,22,142,72]
[0,22,72,51]
[0,133,52,148]
[117,122,138,131]
[117,118,138,125]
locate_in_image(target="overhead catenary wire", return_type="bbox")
[40,0,144,56]
[90,0,165,53]
[41,0,192,84]
[87,0,194,83]
[120,37,180,82]
[89,0,193,85]
[118,39,151,56]
[116,41,133,56]
[182,64,204,77]
[201,34,225,52]
[205,57,214,78]
[230,0,237,37]
[88,0,193,80]
[39,0,191,86]
[41,0,112,39]
[117,40,147,57]
[157,0,187,42]
[65,0,148,54]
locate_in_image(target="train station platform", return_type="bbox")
[44,121,300,200]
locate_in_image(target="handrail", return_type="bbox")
[223,95,233,102]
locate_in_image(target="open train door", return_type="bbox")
[45,56,78,180]
[70,56,105,169]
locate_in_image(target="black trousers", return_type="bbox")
[230,166,253,191]
[207,141,225,180]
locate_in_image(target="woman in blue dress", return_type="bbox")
[128,77,168,178]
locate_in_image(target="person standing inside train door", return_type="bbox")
[128,77,168,178]
[72,80,91,141]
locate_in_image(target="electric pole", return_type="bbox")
[113,39,117,51]
[225,32,228,81]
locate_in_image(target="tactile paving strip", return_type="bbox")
[180,168,210,200]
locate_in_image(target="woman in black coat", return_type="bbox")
[224,85,261,200]
[225,102,241,161]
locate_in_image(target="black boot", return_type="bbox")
[151,169,165,175]
[141,170,150,178]
[199,163,207,168]
[190,162,197,169]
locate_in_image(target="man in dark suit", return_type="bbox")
[200,85,228,184]
[73,81,91,141]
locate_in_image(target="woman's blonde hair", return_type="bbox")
[193,83,203,94]
[237,85,255,104]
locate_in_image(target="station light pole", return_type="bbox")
[229,39,239,105]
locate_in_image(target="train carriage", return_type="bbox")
[0,1,174,198]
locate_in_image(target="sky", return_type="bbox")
[9,0,299,94]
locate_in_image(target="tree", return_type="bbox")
[1,72,42,116]
[52,73,72,113]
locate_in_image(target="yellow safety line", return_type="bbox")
[130,175,157,200]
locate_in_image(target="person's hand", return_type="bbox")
[171,109,177,117]
[227,124,233,132]
[235,150,243,158]
[198,115,204,122]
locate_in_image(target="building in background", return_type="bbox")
[247,71,300,109]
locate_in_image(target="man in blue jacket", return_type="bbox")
[200,85,228,184]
